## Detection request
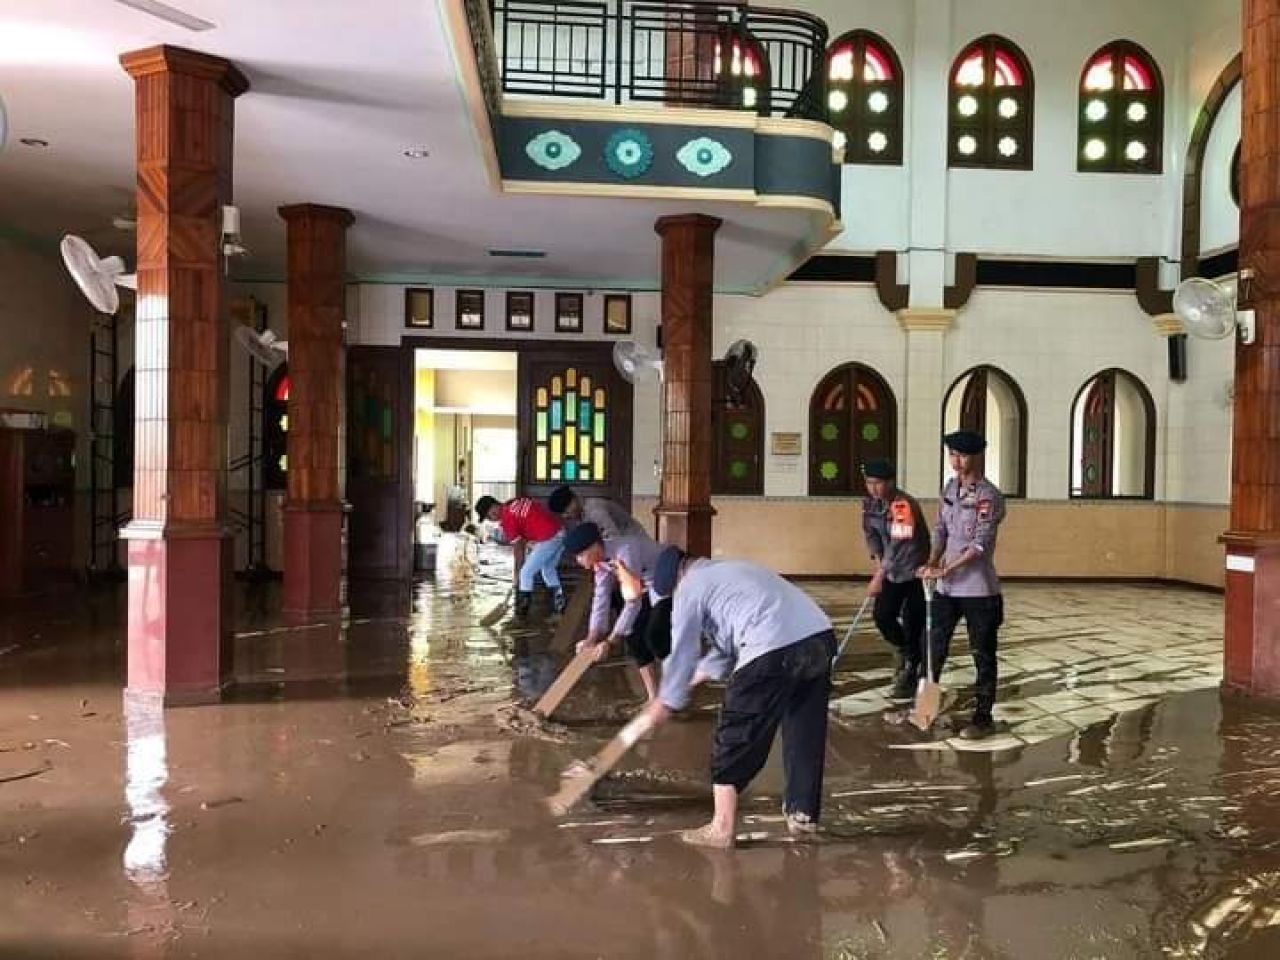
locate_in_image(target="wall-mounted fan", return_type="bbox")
[612,340,664,383]
[60,234,136,315]
[722,338,758,406]
[1172,274,1256,345]
[234,326,287,369]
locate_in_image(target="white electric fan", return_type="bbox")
[60,234,137,315]
[613,340,665,480]
[723,338,758,405]
[1172,274,1257,345]
[234,326,288,369]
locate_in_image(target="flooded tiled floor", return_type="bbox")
[2,570,1278,959]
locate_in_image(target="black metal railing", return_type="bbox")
[489,0,829,121]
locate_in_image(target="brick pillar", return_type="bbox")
[1222,0,1280,698]
[654,214,720,554]
[278,204,353,617]
[119,46,247,705]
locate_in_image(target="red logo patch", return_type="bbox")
[977,499,992,520]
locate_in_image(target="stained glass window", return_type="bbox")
[809,363,896,497]
[827,31,903,166]
[263,366,289,490]
[1070,368,1154,499]
[948,36,1034,170]
[714,29,767,114]
[532,366,608,483]
[1078,42,1162,174]
[712,361,764,495]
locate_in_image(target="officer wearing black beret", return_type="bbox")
[859,458,931,700]
[919,430,1008,740]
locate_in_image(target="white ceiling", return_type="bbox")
[415,348,517,371]
[0,0,825,292]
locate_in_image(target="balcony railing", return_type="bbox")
[489,0,830,121]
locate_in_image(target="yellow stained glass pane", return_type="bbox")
[566,424,576,452]
[580,375,591,395]
[594,388,606,407]
[536,445,547,480]
[566,368,577,388]
[596,446,605,478]
[536,387,548,407]
[579,434,591,466]
[551,377,562,397]
[551,434,561,465]
[280,414,289,432]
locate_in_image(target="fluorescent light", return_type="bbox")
[113,0,215,32]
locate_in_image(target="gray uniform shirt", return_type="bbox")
[658,559,832,711]
[861,489,930,583]
[933,476,1007,597]
[588,532,664,638]
[580,498,647,541]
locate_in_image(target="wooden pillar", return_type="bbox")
[1223,0,1280,698]
[278,204,353,617]
[119,46,247,705]
[653,214,720,554]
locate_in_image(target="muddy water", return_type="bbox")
[1,577,1278,959]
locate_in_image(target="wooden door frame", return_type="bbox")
[399,338,634,543]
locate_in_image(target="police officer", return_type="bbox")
[860,459,931,700]
[547,485,646,541]
[918,430,1007,740]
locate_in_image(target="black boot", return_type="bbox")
[514,590,533,618]
[551,587,567,615]
[889,661,919,700]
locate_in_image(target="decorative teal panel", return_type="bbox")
[604,128,654,179]
[526,130,582,171]
[677,137,733,177]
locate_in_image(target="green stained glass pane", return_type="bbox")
[729,421,749,441]
[564,459,577,480]
[580,400,592,425]
[551,400,563,430]
[594,412,606,441]
[382,407,392,440]
[729,459,748,479]
[536,411,547,442]
[820,422,839,442]
[580,468,591,481]
[1085,464,1099,482]
[861,422,880,442]
[566,391,577,423]
[820,460,839,480]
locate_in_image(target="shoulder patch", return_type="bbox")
[977,499,993,520]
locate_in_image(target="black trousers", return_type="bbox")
[873,578,926,667]
[710,631,835,821]
[928,594,1004,723]
[615,594,671,668]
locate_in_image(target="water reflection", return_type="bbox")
[123,695,169,886]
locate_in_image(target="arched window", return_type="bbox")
[941,366,1027,497]
[113,367,135,489]
[1078,41,1162,173]
[1070,369,1155,499]
[948,35,1034,170]
[714,28,769,114]
[263,365,289,491]
[809,363,896,497]
[711,361,764,495]
[826,30,903,165]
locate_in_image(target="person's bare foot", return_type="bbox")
[680,822,735,849]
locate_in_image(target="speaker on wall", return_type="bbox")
[1168,333,1188,383]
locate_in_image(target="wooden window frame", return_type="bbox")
[1077,40,1164,175]
[808,362,897,497]
[826,29,904,166]
[1068,367,1156,500]
[940,364,1028,497]
[711,360,765,495]
[404,287,434,329]
[947,35,1035,171]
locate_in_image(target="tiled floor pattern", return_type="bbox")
[812,583,1223,753]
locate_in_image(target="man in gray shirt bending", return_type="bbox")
[548,486,647,541]
[639,547,836,849]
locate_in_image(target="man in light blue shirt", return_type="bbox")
[639,547,835,849]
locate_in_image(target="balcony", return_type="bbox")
[489,0,830,121]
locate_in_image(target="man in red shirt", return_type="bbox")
[475,495,566,617]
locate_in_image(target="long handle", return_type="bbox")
[546,710,656,816]
[922,577,936,680]
[833,593,874,666]
[533,644,598,719]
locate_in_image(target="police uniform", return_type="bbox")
[860,459,930,692]
[930,431,1007,731]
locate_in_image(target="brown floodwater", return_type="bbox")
[1,573,1278,959]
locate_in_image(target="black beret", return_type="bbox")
[652,546,686,599]
[547,485,574,514]
[562,521,603,557]
[943,430,987,454]
[861,458,895,480]
[474,495,500,519]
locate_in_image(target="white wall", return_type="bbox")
[1200,82,1241,256]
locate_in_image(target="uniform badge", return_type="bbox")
[890,499,914,540]
[977,499,992,520]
